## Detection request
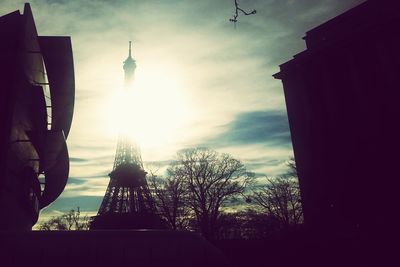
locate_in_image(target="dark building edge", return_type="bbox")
[274,0,400,236]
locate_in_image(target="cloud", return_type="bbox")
[1,0,366,214]
[69,157,89,163]
[41,196,103,213]
[203,110,291,148]
[67,177,87,185]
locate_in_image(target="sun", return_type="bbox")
[105,63,191,150]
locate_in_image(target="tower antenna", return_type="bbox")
[129,41,132,57]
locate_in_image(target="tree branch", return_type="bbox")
[229,0,256,27]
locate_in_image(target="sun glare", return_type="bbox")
[105,64,191,150]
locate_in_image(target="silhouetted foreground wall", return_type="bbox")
[1,229,394,267]
[274,0,400,235]
[214,233,391,267]
[0,230,228,267]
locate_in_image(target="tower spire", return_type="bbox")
[123,41,136,87]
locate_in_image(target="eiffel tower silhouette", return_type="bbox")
[90,42,164,230]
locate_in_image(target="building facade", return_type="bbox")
[274,0,400,234]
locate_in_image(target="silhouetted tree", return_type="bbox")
[214,211,242,240]
[286,157,298,178]
[168,147,254,239]
[252,177,303,227]
[39,216,68,231]
[148,173,190,230]
[215,209,281,240]
[242,209,282,238]
[38,207,90,230]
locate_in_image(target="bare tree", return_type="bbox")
[229,0,256,27]
[215,209,281,240]
[62,207,90,230]
[168,147,254,239]
[38,207,90,230]
[286,157,298,178]
[148,173,190,230]
[39,216,68,230]
[252,177,303,227]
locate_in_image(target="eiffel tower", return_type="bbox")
[90,42,164,230]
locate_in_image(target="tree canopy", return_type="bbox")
[38,207,89,231]
[167,147,254,239]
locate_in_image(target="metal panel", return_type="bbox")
[40,130,69,208]
[38,36,75,138]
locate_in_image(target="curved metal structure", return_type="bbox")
[39,36,75,208]
[0,3,74,229]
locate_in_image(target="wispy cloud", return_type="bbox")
[203,110,291,148]
[1,0,366,213]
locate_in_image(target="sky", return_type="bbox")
[2,0,365,219]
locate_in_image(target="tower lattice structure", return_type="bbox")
[90,42,163,230]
